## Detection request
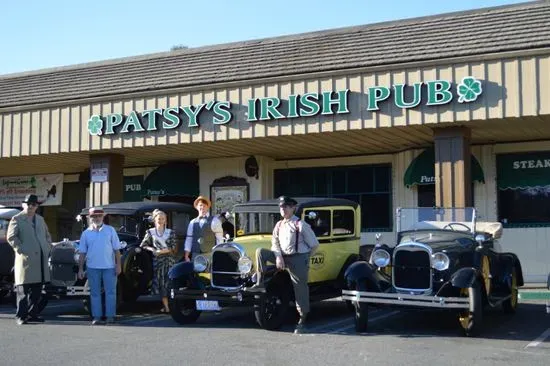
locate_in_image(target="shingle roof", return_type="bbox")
[1,1,550,108]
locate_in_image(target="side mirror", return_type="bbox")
[375,233,382,243]
[120,241,128,249]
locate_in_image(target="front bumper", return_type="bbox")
[342,290,470,309]
[170,286,263,307]
[45,284,89,297]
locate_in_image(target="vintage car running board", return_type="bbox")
[342,290,470,309]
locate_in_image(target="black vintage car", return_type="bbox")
[0,207,20,302]
[48,201,194,311]
[168,197,362,330]
[342,207,524,336]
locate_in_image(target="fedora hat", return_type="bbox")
[193,196,211,208]
[88,207,105,216]
[22,194,41,205]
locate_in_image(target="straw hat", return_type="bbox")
[193,196,211,208]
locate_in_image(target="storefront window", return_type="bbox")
[274,164,392,231]
[497,152,550,226]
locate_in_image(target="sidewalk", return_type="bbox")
[519,283,550,301]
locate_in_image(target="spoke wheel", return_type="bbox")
[502,267,518,314]
[458,285,483,337]
[481,256,491,295]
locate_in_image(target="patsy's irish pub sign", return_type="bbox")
[87,77,483,136]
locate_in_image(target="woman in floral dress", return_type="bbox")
[140,209,177,313]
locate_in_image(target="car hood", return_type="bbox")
[398,239,472,253]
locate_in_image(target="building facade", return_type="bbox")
[1,1,550,282]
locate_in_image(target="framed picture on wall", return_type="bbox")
[210,176,249,215]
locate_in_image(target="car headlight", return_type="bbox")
[193,255,209,272]
[432,252,450,271]
[371,249,390,268]
[237,256,253,274]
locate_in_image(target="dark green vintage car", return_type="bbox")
[342,207,524,336]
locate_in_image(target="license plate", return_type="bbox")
[196,300,221,311]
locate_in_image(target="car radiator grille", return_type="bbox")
[211,249,241,288]
[393,247,431,290]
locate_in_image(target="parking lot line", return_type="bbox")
[306,309,380,333]
[525,327,550,348]
[327,310,400,334]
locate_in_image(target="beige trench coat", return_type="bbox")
[7,212,52,285]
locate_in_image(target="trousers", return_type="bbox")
[16,283,42,320]
[87,267,117,318]
[256,248,310,315]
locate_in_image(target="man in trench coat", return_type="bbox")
[7,194,52,325]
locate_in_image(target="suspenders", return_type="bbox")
[276,219,301,254]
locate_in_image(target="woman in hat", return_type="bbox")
[183,196,224,262]
[140,209,177,313]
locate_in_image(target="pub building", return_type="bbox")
[1,1,550,282]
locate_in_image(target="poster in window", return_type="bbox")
[210,176,249,215]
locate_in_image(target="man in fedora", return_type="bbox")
[7,194,52,325]
[78,207,122,325]
[183,196,224,262]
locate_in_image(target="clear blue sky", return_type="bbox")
[1,0,531,75]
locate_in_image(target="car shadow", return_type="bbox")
[350,302,549,341]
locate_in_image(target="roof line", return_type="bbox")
[0,0,542,80]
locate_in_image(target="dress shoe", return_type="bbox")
[294,315,308,335]
[91,318,104,325]
[27,316,45,323]
[15,317,27,325]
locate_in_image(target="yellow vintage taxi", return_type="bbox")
[168,197,362,330]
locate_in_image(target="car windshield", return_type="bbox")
[397,207,476,233]
[81,214,139,235]
[235,212,280,237]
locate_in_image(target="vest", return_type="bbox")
[190,216,216,254]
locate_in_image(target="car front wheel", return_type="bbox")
[254,287,290,330]
[458,284,483,337]
[169,298,201,325]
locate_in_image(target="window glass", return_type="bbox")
[498,187,550,225]
[333,210,355,236]
[274,164,392,231]
[304,210,331,237]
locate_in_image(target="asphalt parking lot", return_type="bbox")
[0,295,548,366]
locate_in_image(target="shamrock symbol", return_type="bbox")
[457,77,482,103]
[88,115,103,136]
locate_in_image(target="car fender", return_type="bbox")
[344,261,385,291]
[450,267,478,289]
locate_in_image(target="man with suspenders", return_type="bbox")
[252,196,319,334]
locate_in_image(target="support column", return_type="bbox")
[433,127,472,208]
[88,154,124,207]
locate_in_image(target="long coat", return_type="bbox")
[7,212,52,285]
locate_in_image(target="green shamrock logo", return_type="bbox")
[457,77,482,103]
[88,115,103,136]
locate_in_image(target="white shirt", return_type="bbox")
[271,215,319,256]
[183,213,224,253]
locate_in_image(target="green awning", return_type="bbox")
[404,148,485,187]
[142,162,199,197]
[497,152,550,190]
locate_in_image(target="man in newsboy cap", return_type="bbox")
[7,194,52,325]
[252,195,319,334]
